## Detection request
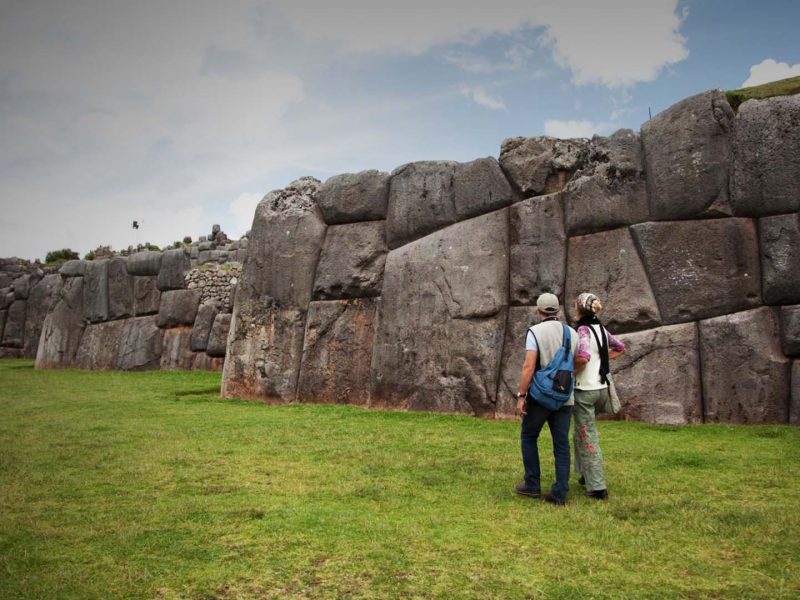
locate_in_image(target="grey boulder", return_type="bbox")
[386,161,458,249]
[509,194,566,304]
[160,327,195,370]
[83,259,109,323]
[317,170,390,224]
[74,320,127,370]
[126,251,163,276]
[642,90,735,219]
[1,300,26,348]
[496,306,539,417]
[631,218,761,323]
[133,276,161,316]
[453,157,512,220]
[36,277,85,368]
[313,221,387,300]
[296,298,377,406]
[157,289,201,328]
[699,307,791,424]
[499,136,588,196]
[371,209,508,416]
[116,315,163,371]
[107,257,134,320]
[564,227,661,332]
[23,274,63,358]
[206,313,231,358]
[157,249,190,291]
[191,301,220,351]
[731,95,800,216]
[759,213,800,305]
[60,260,86,277]
[614,323,703,424]
[780,305,800,357]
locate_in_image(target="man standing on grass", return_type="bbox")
[514,293,578,506]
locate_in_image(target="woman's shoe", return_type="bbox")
[586,489,608,500]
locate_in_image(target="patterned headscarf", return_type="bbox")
[577,292,601,315]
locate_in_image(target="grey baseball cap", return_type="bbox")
[536,293,560,314]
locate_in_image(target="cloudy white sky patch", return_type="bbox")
[1,0,798,260]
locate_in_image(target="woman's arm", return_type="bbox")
[606,329,626,359]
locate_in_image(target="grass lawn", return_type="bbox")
[1,359,799,599]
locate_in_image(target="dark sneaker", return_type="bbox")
[543,492,566,506]
[586,489,608,500]
[578,475,586,486]
[515,483,541,498]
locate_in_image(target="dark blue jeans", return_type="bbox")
[520,400,573,502]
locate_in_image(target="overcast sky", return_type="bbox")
[1,0,799,261]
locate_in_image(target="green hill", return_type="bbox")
[727,75,800,110]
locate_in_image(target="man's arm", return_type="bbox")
[516,350,537,416]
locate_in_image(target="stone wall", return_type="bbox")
[27,250,237,372]
[222,89,800,425]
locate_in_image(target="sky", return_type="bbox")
[1,0,799,261]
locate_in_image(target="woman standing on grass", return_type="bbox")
[573,292,625,500]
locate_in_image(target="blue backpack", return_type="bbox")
[526,324,574,411]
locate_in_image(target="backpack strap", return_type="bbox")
[527,327,541,371]
[561,323,571,354]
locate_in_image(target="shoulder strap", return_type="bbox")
[561,323,571,353]
[587,324,607,351]
[527,327,541,370]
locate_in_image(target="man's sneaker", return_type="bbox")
[586,489,608,500]
[515,483,541,498]
[543,492,566,506]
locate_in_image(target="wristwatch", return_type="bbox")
[516,392,525,398]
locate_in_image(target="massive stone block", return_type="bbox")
[107,257,134,320]
[239,177,327,308]
[732,95,800,216]
[642,90,735,219]
[563,174,648,236]
[496,306,540,417]
[631,218,761,323]
[157,289,201,328]
[386,161,458,249]
[36,277,85,368]
[587,129,644,179]
[759,213,800,305]
[83,259,109,323]
[222,306,306,401]
[116,315,163,371]
[499,136,588,196]
[0,310,6,342]
[1,300,26,348]
[509,194,566,304]
[791,361,800,426]
[23,274,63,358]
[133,276,160,315]
[780,305,800,357]
[614,323,702,424]
[699,307,791,424]
[221,178,327,402]
[296,298,377,406]
[161,327,195,370]
[317,170,389,224]
[74,320,127,370]
[371,210,508,416]
[156,249,190,291]
[60,260,86,277]
[191,301,219,352]
[565,228,660,333]
[126,251,163,276]
[13,273,41,300]
[206,313,231,358]
[312,221,387,300]
[453,157,512,220]
[0,290,13,310]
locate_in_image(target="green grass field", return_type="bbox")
[1,359,799,599]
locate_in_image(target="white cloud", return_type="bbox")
[229,192,263,237]
[444,43,534,74]
[742,59,800,88]
[275,0,688,87]
[544,119,612,138]
[460,86,506,110]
